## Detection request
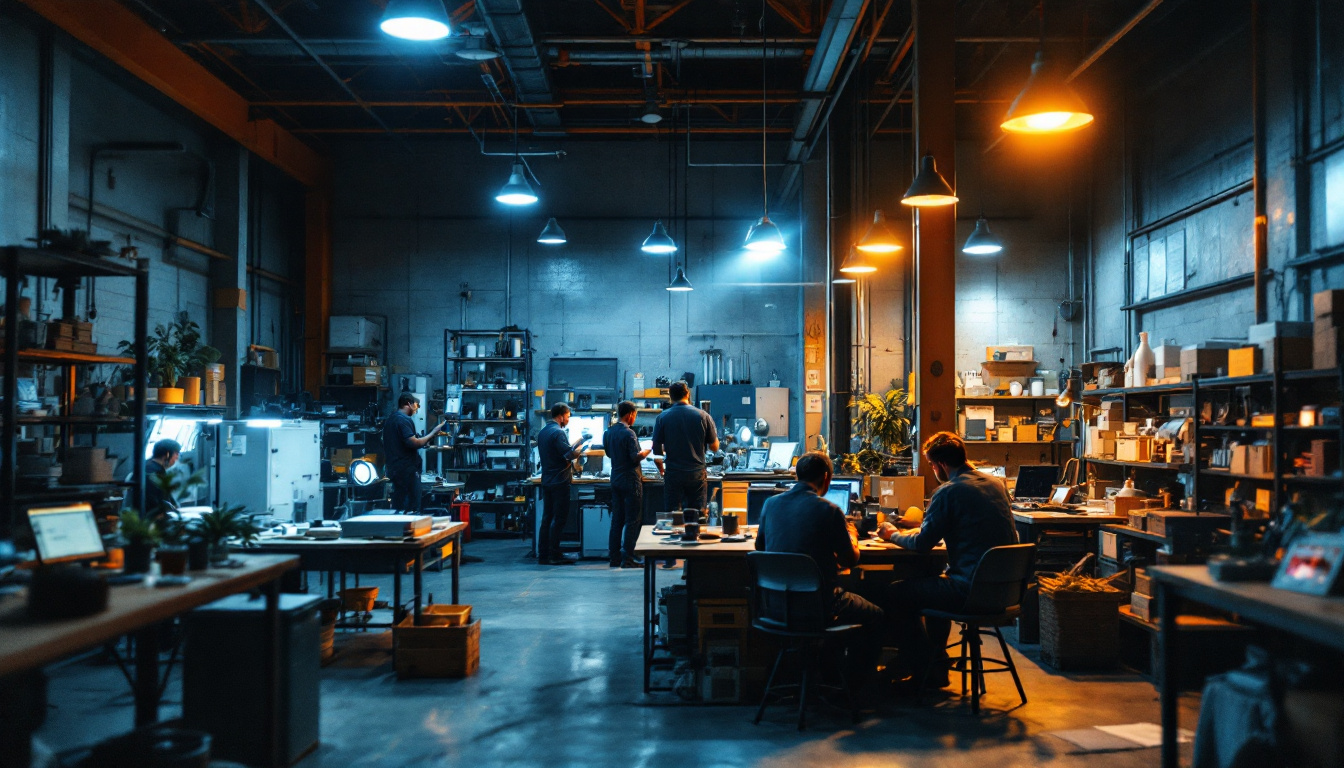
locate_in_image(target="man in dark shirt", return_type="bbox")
[144,439,181,517]
[878,431,1019,688]
[537,403,590,565]
[382,393,445,513]
[756,452,885,689]
[603,401,652,568]
[650,380,718,516]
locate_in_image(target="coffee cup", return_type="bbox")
[682,507,700,524]
[671,510,685,526]
[721,512,740,535]
[681,522,701,541]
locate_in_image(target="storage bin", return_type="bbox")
[1039,588,1127,670]
[418,603,472,627]
[394,616,481,678]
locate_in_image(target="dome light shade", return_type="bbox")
[349,459,379,486]
[455,37,501,60]
[667,266,693,291]
[495,163,538,205]
[641,220,677,254]
[1000,51,1094,134]
[901,154,959,207]
[856,209,903,254]
[640,102,663,124]
[379,0,451,40]
[744,216,785,254]
[832,273,857,284]
[839,247,877,274]
[962,216,1004,255]
[537,217,567,245]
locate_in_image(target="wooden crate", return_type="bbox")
[1039,589,1127,670]
[1146,510,1230,538]
[394,616,480,678]
[1130,592,1154,622]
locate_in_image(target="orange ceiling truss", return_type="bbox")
[449,0,477,25]
[766,0,814,34]
[597,0,700,35]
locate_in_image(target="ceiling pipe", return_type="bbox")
[547,46,808,60]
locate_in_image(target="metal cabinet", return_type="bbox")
[218,420,321,521]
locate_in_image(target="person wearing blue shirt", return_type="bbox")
[878,431,1018,690]
[603,401,652,568]
[382,393,445,513]
[537,403,590,565]
[650,380,719,516]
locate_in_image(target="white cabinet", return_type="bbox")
[219,420,321,522]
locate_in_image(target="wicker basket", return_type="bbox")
[1039,588,1128,670]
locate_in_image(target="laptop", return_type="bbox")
[745,448,769,471]
[824,486,851,515]
[28,503,106,565]
[1012,465,1059,502]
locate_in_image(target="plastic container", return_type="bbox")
[340,586,378,613]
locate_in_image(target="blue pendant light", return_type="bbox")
[641,220,677,254]
[744,0,784,256]
[667,266,693,291]
[537,218,567,245]
[379,0,451,41]
[962,216,1003,255]
[495,163,537,206]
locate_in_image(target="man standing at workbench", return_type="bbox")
[382,392,446,513]
[650,380,719,517]
[603,401,652,568]
[537,403,590,565]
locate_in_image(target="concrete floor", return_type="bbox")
[37,539,1200,767]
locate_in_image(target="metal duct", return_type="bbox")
[544,46,808,61]
[477,0,564,135]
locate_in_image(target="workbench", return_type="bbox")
[633,525,946,694]
[0,555,298,766]
[1151,564,1344,768]
[252,522,466,625]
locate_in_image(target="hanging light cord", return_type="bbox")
[760,0,768,218]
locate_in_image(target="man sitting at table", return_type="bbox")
[756,451,885,691]
[877,431,1018,690]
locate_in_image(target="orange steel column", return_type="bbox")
[911,0,956,493]
[304,187,332,395]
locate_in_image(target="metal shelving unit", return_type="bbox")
[2,246,149,537]
[442,329,532,536]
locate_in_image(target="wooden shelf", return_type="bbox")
[1102,524,1169,544]
[1,348,135,366]
[963,440,1073,446]
[1197,425,1270,433]
[1200,468,1274,481]
[1282,474,1344,485]
[447,356,526,362]
[1086,382,1193,397]
[2,246,143,280]
[1283,369,1343,382]
[1086,458,1190,470]
[1192,373,1274,388]
[956,395,1060,402]
[1118,605,1251,633]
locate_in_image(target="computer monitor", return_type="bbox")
[1014,464,1060,500]
[746,448,769,470]
[639,439,659,473]
[824,486,851,515]
[766,441,798,470]
[567,415,608,446]
[832,477,863,500]
[28,503,105,565]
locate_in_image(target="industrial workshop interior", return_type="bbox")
[4,0,1344,766]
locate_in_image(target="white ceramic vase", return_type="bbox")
[1132,332,1155,386]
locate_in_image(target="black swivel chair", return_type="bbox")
[746,552,862,730]
[922,543,1036,713]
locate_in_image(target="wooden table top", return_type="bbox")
[526,472,793,486]
[633,525,943,561]
[1012,511,1128,525]
[252,522,466,552]
[1150,564,1344,653]
[0,554,298,679]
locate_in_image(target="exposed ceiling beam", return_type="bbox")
[17,0,326,187]
[477,0,565,135]
[774,0,871,203]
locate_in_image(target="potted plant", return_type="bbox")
[193,504,260,564]
[155,516,190,576]
[173,318,220,406]
[843,381,914,475]
[121,323,188,404]
[117,509,160,574]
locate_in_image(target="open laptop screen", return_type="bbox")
[29,503,105,565]
[823,486,851,515]
[1014,465,1060,500]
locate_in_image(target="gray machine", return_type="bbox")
[695,385,790,442]
[218,420,321,522]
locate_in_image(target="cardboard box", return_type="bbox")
[1100,531,1119,560]
[1228,347,1263,378]
[393,616,480,678]
[1129,510,1148,531]
[204,379,226,407]
[1248,321,1312,342]
[1115,437,1152,462]
[1014,424,1039,442]
[1315,324,1344,370]
[1230,444,1272,476]
[353,366,382,386]
[212,287,247,310]
[1181,346,1230,380]
[986,345,1033,362]
[1134,569,1152,597]
[1122,421,1140,436]
[1146,510,1230,538]
[1309,440,1339,477]
[1130,592,1155,622]
[997,426,1015,442]
[1107,495,1150,518]
[877,475,924,511]
[1258,336,1313,372]
[1314,289,1344,320]
[1153,345,1183,370]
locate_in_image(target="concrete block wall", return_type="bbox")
[329,138,822,437]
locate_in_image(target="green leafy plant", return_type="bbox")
[852,382,914,455]
[117,509,161,547]
[193,504,260,546]
[147,469,207,516]
[118,315,219,388]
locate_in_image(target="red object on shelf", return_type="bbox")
[451,501,471,542]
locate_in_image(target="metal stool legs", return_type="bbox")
[947,622,1026,712]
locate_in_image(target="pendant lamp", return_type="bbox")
[832,273,857,285]
[379,0,451,40]
[642,220,677,254]
[901,154,958,207]
[537,217,567,245]
[1000,51,1094,134]
[744,0,784,256]
[856,210,903,254]
[495,163,537,205]
[838,246,877,275]
[962,216,1003,255]
[667,266,694,291]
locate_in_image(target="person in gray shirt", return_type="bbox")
[650,380,719,514]
[878,431,1018,689]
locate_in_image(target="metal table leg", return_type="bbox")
[393,559,403,624]
[132,623,162,726]
[452,532,461,605]
[643,558,654,693]
[263,578,281,768]
[413,550,424,623]
[1158,581,1179,768]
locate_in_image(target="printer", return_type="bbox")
[341,514,432,538]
